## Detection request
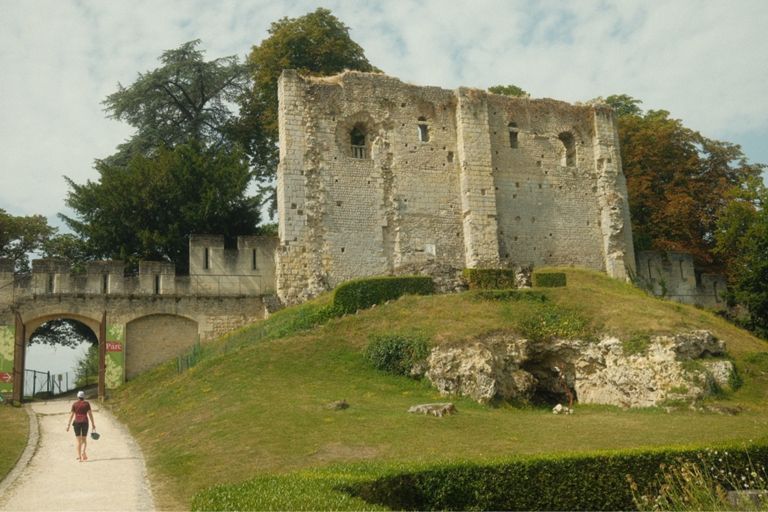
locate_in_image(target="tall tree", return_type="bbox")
[714,177,768,338]
[103,40,249,161]
[63,143,258,274]
[238,8,377,215]
[62,41,261,273]
[0,209,55,272]
[604,95,764,268]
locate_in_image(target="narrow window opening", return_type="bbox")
[713,281,720,302]
[417,117,430,142]
[204,247,210,270]
[47,274,54,294]
[252,249,258,270]
[508,122,519,148]
[154,274,161,295]
[102,273,109,294]
[350,124,366,159]
[558,132,576,166]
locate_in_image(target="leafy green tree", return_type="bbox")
[62,143,258,274]
[714,177,768,337]
[62,41,261,273]
[239,7,377,215]
[103,40,248,161]
[30,319,98,348]
[74,343,99,387]
[488,84,529,98]
[0,209,55,272]
[604,95,764,267]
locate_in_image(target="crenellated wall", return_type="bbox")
[276,70,636,304]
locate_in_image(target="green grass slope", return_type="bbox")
[0,405,28,482]
[109,269,768,509]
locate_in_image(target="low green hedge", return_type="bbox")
[333,276,434,314]
[463,268,517,289]
[191,441,768,511]
[533,272,567,288]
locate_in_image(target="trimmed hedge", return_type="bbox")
[333,276,434,314]
[533,272,567,288]
[463,268,517,289]
[191,441,768,511]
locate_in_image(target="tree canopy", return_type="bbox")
[103,40,249,161]
[0,209,56,272]
[61,41,262,273]
[238,7,377,215]
[62,143,258,274]
[714,177,768,337]
[604,95,764,268]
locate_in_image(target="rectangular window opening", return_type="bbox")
[154,274,161,295]
[204,247,210,270]
[102,273,109,294]
[252,249,258,270]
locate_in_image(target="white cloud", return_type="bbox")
[0,0,765,225]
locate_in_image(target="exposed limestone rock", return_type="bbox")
[407,403,456,417]
[552,404,573,415]
[514,265,533,289]
[424,330,735,408]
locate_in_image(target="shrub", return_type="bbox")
[533,272,567,288]
[516,304,593,342]
[364,334,430,376]
[462,268,517,289]
[333,276,434,314]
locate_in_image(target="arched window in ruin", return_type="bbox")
[417,116,430,142]
[350,124,367,159]
[558,132,576,167]
[508,122,519,148]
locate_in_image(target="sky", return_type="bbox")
[1,0,767,230]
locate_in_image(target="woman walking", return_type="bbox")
[66,390,96,461]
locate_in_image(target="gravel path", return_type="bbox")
[0,399,154,511]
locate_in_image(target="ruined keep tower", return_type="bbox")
[276,70,635,305]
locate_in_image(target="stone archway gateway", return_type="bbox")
[11,311,111,402]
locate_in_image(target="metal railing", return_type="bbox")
[24,369,78,398]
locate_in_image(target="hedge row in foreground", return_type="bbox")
[332,276,435,314]
[191,441,768,511]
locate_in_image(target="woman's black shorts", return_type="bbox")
[73,421,89,436]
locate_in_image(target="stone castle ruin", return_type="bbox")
[275,70,636,304]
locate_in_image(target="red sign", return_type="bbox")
[106,342,123,352]
[0,372,12,383]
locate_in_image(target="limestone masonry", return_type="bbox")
[276,70,636,304]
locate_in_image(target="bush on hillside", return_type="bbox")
[333,276,434,314]
[462,268,517,289]
[364,334,430,376]
[516,304,593,342]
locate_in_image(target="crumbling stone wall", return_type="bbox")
[276,71,636,304]
[636,251,726,309]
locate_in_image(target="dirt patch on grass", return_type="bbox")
[309,442,381,463]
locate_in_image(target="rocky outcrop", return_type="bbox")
[424,330,736,408]
[407,403,457,417]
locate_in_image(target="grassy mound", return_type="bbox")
[108,268,768,509]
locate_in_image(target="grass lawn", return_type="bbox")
[0,405,28,482]
[109,269,768,509]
